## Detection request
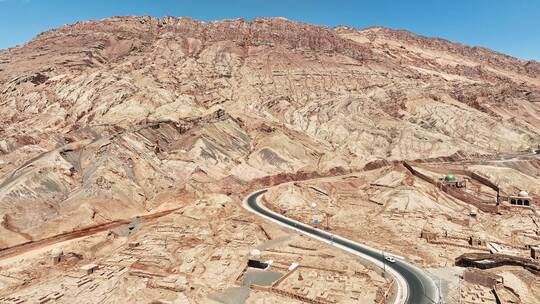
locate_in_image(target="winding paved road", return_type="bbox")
[244,189,440,304]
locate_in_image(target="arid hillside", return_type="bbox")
[0,16,539,247]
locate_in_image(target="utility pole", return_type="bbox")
[382,251,386,278]
[458,275,461,304]
[325,211,329,230]
[438,278,443,304]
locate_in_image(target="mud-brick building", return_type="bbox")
[532,246,540,260]
[440,174,466,188]
[469,234,487,247]
[420,229,438,242]
[463,269,503,288]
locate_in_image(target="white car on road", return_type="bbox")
[385,256,396,263]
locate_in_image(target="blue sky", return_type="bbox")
[0,0,538,60]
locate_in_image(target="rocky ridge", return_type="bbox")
[0,16,539,247]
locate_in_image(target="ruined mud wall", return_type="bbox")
[251,284,329,304]
[456,252,540,274]
[429,240,490,252]
[463,269,502,288]
[470,172,499,193]
[412,163,500,193]
[493,285,522,304]
[403,162,500,212]
[402,162,436,184]
[442,186,499,213]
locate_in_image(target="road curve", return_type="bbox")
[244,189,440,304]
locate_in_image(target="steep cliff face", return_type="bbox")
[0,16,539,247]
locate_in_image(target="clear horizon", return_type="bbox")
[0,0,538,61]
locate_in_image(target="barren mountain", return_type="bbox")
[0,16,539,248]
